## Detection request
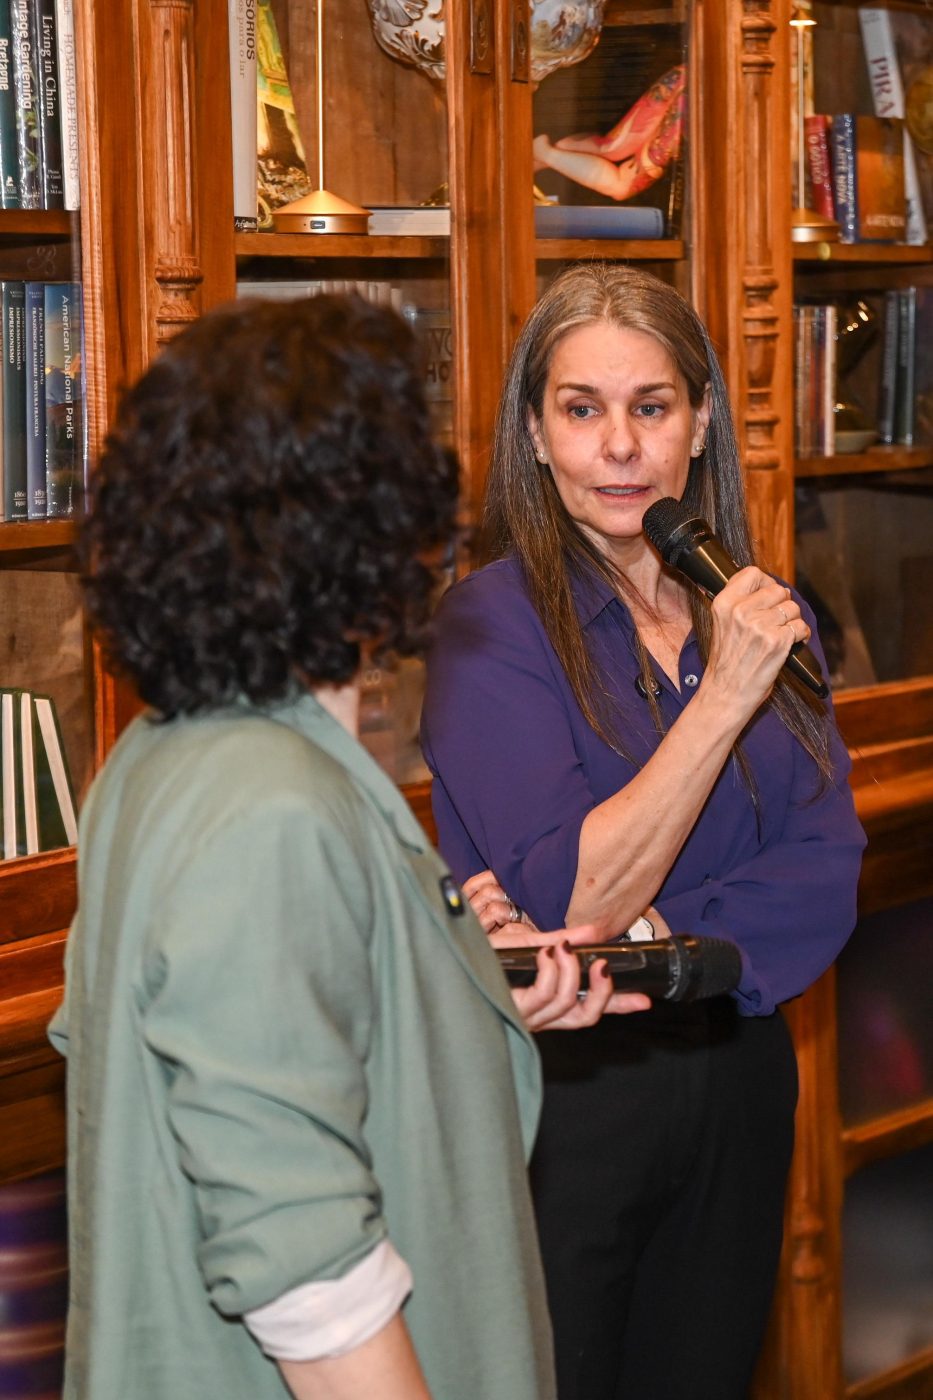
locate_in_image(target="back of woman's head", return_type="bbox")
[82,294,458,716]
[488,262,751,568]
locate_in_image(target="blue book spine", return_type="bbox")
[44,280,81,517]
[830,114,858,244]
[0,1,20,207]
[9,0,39,209]
[1,280,26,519]
[24,279,45,517]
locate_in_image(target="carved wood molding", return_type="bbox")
[142,0,203,347]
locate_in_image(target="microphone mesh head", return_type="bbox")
[642,496,694,557]
[691,937,743,1000]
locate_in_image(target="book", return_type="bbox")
[830,113,858,243]
[912,286,933,447]
[24,279,45,517]
[804,115,835,222]
[9,0,40,209]
[877,287,899,444]
[855,115,906,241]
[1,279,26,519]
[33,0,63,208]
[53,0,77,208]
[256,0,311,229]
[0,1,21,207]
[367,205,450,236]
[228,0,257,231]
[894,284,917,445]
[533,204,665,238]
[43,280,81,516]
[32,692,76,846]
[859,6,932,245]
[18,690,38,854]
[1,690,16,857]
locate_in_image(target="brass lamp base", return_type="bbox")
[791,206,841,243]
[272,188,371,235]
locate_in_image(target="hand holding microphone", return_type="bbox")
[642,496,828,700]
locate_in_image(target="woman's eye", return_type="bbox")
[568,404,595,420]
[638,402,663,418]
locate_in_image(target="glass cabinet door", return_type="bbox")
[232,0,454,786]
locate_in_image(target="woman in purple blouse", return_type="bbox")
[421,264,865,1400]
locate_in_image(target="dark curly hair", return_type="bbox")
[81,294,459,717]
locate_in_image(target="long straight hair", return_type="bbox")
[484,262,832,785]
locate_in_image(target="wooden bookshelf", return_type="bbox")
[795,446,933,477]
[535,238,686,260]
[794,242,933,265]
[234,231,450,260]
[0,211,74,241]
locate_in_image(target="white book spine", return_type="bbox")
[54,0,79,210]
[35,696,77,845]
[859,8,928,244]
[228,0,258,231]
[1,693,15,859]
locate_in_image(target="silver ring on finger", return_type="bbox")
[507,898,523,924]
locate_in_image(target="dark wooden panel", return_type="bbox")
[0,859,75,948]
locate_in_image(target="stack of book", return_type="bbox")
[877,286,933,447]
[805,112,907,244]
[0,689,77,858]
[0,279,84,521]
[0,0,80,212]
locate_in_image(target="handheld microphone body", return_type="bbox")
[497,934,742,1003]
[642,497,829,699]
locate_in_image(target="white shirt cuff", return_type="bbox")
[242,1239,413,1362]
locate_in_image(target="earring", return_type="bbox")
[692,437,705,456]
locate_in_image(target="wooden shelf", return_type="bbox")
[795,446,933,478]
[842,1097,933,1178]
[235,232,450,260]
[0,521,78,551]
[0,210,74,241]
[794,242,933,265]
[0,849,76,949]
[535,238,685,261]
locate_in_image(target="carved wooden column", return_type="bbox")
[697,4,843,1396]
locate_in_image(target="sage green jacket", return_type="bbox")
[50,693,555,1400]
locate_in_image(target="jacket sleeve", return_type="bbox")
[140,792,390,1318]
[422,576,597,931]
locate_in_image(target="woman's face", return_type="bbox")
[527,320,710,567]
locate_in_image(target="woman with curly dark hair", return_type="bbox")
[49,295,647,1400]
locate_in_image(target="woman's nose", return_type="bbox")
[604,409,637,458]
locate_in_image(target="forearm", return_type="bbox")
[278,1313,432,1400]
[565,681,746,934]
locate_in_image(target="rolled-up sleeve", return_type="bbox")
[141,794,387,1318]
[423,577,595,930]
[657,716,865,1016]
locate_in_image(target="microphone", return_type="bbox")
[642,496,829,699]
[497,934,742,1003]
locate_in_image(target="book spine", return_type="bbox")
[228,0,257,231]
[9,0,40,209]
[804,115,835,222]
[830,114,858,244]
[823,304,837,457]
[18,690,38,854]
[859,7,928,244]
[878,288,899,445]
[0,2,20,207]
[33,693,76,845]
[52,0,75,207]
[24,279,45,517]
[1,280,26,519]
[44,279,81,517]
[1,691,16,858]
[33,0,63,207]
[894,286,917,446]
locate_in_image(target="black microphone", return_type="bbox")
[642,496,829,699]
[497,934,742,1003]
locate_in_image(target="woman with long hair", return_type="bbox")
[423,263,865,1399]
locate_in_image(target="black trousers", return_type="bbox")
[531,999,798,1400]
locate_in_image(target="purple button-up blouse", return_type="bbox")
[421,555,866,1016]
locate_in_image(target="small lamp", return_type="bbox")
[273,0,369,233]
[790,5,840,243]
